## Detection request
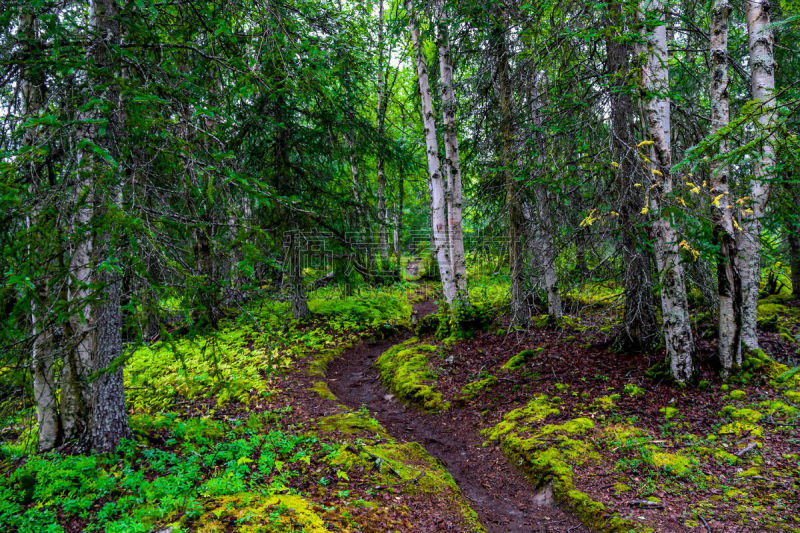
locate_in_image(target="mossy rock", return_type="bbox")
[647,450,696,477]
[485,405,634,532]
[720,406,763,423]
[375,338,450,412]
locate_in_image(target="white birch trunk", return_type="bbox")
[737,0,776,351]
[408,0,456,304]
[639,0,696,382]
[709,0,742,373]
[435,0,468,304]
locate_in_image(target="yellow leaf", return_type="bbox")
[611,161,620,168]
[641,206,649,214]
[652,169,663,176]
[685,182,696,188]
[712,194,724,207]
[733,219,743,231]
[634,183,642,187]
[637,140,654,147]
[690,187,700,194]
[677,197,686,207]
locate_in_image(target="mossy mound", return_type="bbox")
[375,337,450,412]
[483,395,635,532]
[310,381,337,401]
[500,347,543,371]
[316,411,388,438]
[457,374,498,401]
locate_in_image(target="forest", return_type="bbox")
[0,0,799,531]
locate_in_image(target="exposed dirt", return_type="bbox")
[326,301,587,533]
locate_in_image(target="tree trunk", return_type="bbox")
[606,2,659,351]
[737,0,777,351]
[20,8,61,452]
[639,0,696,382]
[494,16,527,325]
[394,176,404,259]
[287,231,310,319]
[80,0,131,453]
[709,0,742,373]
[528,74,562,318]
[789,225,800,298]
[435,0,468,305]
[408,0,456,305]
[376,0,389,263]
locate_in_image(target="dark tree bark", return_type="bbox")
[606,4,659,351]
[81,0,131,453]
[493,14,528,325]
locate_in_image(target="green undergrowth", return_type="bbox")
[123,285,411,415]
[375,337,450,412]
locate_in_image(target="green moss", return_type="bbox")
[457,375,498,401]
[613,483,631,494]
[784,390,800,403]
[309,347,345,377]
[758,399,798,418]
[592,395,620,411]
[659,406,680,419]
[696,446,740,466]
[720,406,763,423]
[500,348,542,371]
[648,451,695,476]
[193,493,329,532]
[736,466,762,478]
[718,421,764,438]
[316,412,388,438]
[375,338,450,412]
[334,440,484,531]
[485,407,634,532]
[623,383,645,397]
[729,389,747,400]
[310,381,336,401]
[483,394,560,440]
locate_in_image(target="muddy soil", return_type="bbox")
[326,301,587,533]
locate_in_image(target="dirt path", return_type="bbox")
[326,301,587,533]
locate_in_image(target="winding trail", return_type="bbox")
[326,299,587,533]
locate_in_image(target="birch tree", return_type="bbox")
[408,0,457,305]
[737,0,777,351]
[435,0,468,305]
[709,0,742,373]
[639,0,696,382]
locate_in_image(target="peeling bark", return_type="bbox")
[737,0,777,351]
[435,0,468,305]
[639,0,696,382]
[709,0,742,373]
[408,0,456,305]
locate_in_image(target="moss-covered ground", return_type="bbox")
[0,282,483,533]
